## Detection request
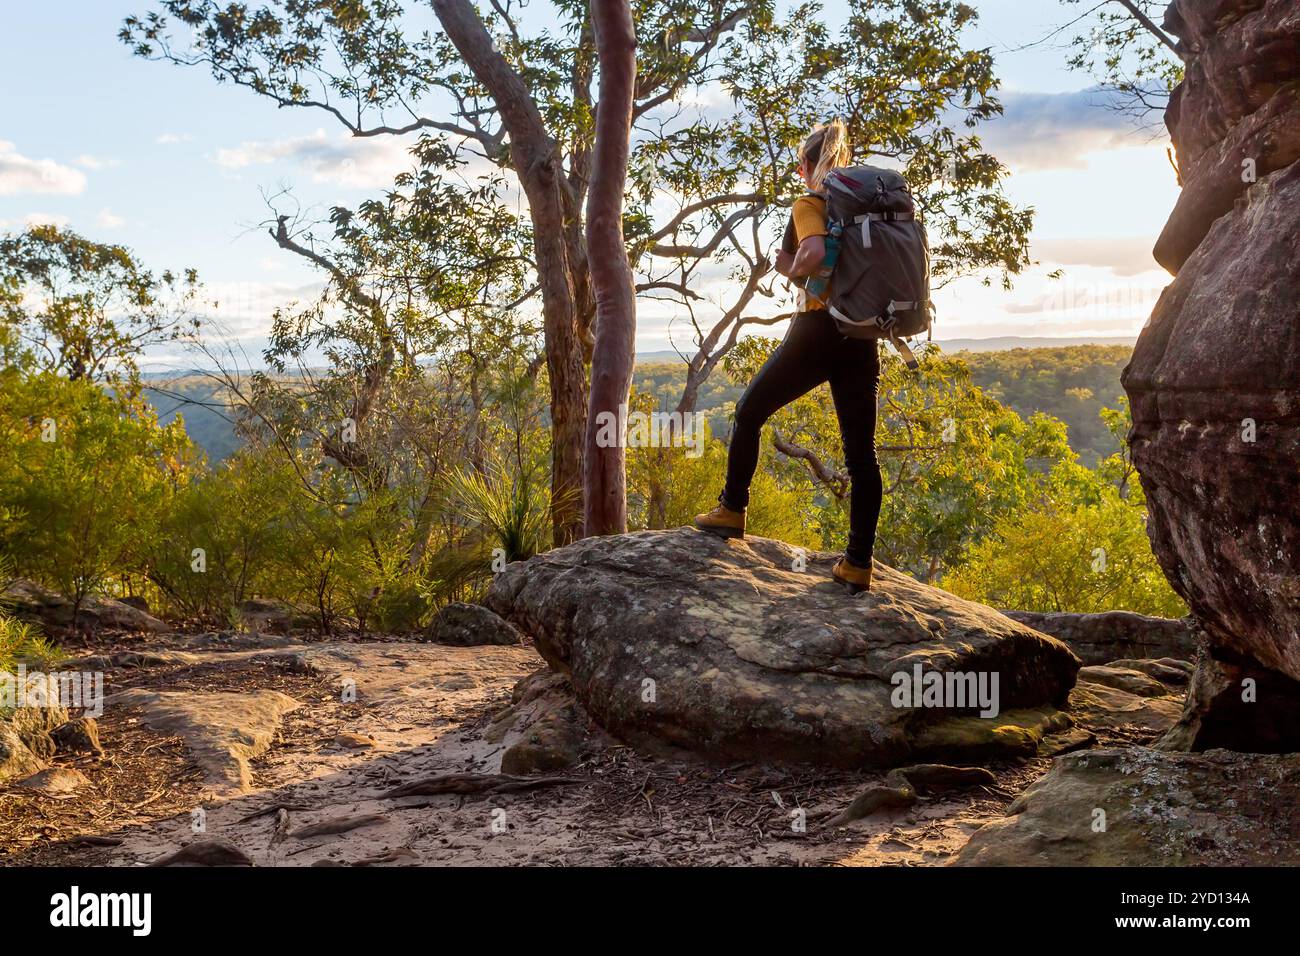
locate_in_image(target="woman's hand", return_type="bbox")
[774,248,796,277]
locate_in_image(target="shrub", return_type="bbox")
[0,370,192,620]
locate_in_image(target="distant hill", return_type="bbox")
[635,335,1136,364]
[935,335,1136,352]
[146,343,1135,466]
[141,375,242,464]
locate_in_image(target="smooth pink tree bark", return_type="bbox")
[583,0,637,536]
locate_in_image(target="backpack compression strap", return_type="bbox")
[888,335,919,370]
[852,211,913,248]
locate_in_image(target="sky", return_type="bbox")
[0,0,1180,369]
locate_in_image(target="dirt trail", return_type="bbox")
[1,632,1178,867]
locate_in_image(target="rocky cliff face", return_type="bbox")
[1122,0,1300,738]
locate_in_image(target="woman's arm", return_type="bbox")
[788,235,826,278]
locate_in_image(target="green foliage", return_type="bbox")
[0,561,63,676]
[147,446,302,622]
[440,461,553,565]
[143,443,450,634]
[265,478,393,636]
[960,346,1132,464]
[0,369,192,616]
[0,337,1186,625]
[943,399,1184,616]
[137,352,555,631]
[875,351,1079,581]
[944,470,1186,617]
[0,614,62,676]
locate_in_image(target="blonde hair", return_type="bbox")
[798,119,851,192]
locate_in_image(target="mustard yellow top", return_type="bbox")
[792,194,828,242]
[791,194,829,309]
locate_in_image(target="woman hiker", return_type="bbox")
[693,119,882,594]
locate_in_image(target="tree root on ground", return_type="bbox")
[825,764,997,827]
[149,840,255,867]
[383,772,584,799]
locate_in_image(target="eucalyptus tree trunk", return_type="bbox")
[582,0,637,536]
[432,0,588,546]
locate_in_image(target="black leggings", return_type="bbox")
[721,309,883,566]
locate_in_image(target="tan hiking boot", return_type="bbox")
[693,502,746,539]
[832,557,872,594]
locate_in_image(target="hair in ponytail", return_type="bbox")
[798,119,851,192]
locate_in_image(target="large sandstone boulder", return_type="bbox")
[953,747,1300,865]
[0,703,70,784]
[486,529,1080,767]
[1154,0,1300,271]
[1123,0,1300,742]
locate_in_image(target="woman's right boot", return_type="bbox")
[693,501,746,539]
[832,556,873,594]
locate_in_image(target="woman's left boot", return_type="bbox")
[832,556,872,594]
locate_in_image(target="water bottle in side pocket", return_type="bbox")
[802,220,842,302]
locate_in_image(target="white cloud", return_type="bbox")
[97,207,125,229]
[198,279,327,341]
[935,261,1167,339]
[975,88,1156,172]
[0,212,71,230]
[0,141,87,196]
[213,129,415,189]
[73,154,119,170]
[156,133,195,145]
[1033,236,1160,277]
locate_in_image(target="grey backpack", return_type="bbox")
[822,165,932,368]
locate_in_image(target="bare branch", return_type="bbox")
[647,192,766,245]
[772,427,848,498]
[1112,0,1181,56]
[649,205,762,258]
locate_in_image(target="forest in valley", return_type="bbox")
[142,343,1134,467]
[1,0,1185,674]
